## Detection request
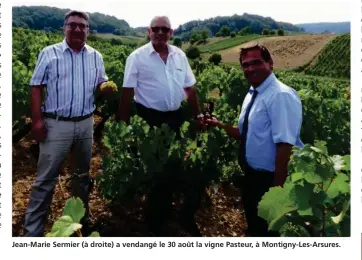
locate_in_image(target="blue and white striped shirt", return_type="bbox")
[30,39,108,117]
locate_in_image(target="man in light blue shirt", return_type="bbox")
[206,44,303,236]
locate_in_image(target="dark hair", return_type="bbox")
[64,10,89,24]
[239,44,272,62]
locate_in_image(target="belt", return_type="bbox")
[43,112,92,122]
[135,102,181,115]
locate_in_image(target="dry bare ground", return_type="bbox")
[220,34,337,69]
[12,116,247,237]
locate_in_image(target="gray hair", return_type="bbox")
[64,10,89,25]
[149,16,171,28]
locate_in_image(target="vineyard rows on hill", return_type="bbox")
[305,34,350,79]
[12,28,350,237]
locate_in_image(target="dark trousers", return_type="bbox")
[135,103,201,236]
[135,103,184,135]
[240,163,279,237]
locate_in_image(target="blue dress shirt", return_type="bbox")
[238,73,304,172]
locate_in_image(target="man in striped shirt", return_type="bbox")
[24,10,111,236]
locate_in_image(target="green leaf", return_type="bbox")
[294,158,316,174]
[46,216,82,237]
[290,183,314,216]
[316,164,334,181]
[331,200,350,224]
[313,141,328,155]
[291,172,304,183]
[63,197,85,223]
[343,155,350,171]
[304,171,323,184]
[258,184,297,231]
[89,232,100,237]
[142,124,150,134]
[326,173,349,199]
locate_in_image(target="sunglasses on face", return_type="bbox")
[66,22,89,30]
[151,26,171,33]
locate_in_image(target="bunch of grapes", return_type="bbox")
[100,81,118,92]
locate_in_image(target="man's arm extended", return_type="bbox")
[205,117,241,139]
[116,87,134,123]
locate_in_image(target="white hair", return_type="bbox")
[149,16,171,28]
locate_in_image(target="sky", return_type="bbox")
[12,0,351,28]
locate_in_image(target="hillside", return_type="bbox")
[304,34,350,78]
[12,6,138,36]
[217,34,336,70]
[173,13,303,40]
[296,22,350,34]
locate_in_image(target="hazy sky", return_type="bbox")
[12,0,351,28]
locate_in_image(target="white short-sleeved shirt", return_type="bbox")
[123,42,196,111]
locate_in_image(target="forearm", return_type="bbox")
[275,143,293,175]
[185,87,201,116]
[31,86,43,122]
[218,123,241,139]
[117,88,134,123]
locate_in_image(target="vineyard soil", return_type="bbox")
[12,116,247,237]
[219,34,336,69]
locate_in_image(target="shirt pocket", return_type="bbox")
[174,69,186,86]
[48,57,64,83]
[249,105,270,135]
[172,55,186,85]
[88,68,98,89]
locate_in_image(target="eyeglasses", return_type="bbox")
[151,26,171,34]
[66,22,89,30]
[241,60,264,69]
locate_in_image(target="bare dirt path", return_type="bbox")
[220,34,337,70]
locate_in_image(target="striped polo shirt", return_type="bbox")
[29,39,108,117]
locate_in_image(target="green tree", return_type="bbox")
[173,37,183,48]
[208,53,222,65]
[239,26,251,35]
[201,29,209,42]
[270,30,276,35]
[262,28,270,35]
[277,29,284,36]
[219,26,231,37]
[186,46,201,59]
[230,32,236,38]
[190,32,201,44]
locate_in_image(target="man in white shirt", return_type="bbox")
[117,16,204,236]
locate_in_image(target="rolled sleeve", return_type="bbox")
[29,50,49,86]
[97,55,108,85]
[270,92,302,145]
[123,54,138,88]
[184,57,196,87]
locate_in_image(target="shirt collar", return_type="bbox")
[248,72,276,95]
[147,41,175,56]
[61,38,89,53]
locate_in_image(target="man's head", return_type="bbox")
[63,10,89,50]
[148,16,173,48]
[239,44,273,87]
